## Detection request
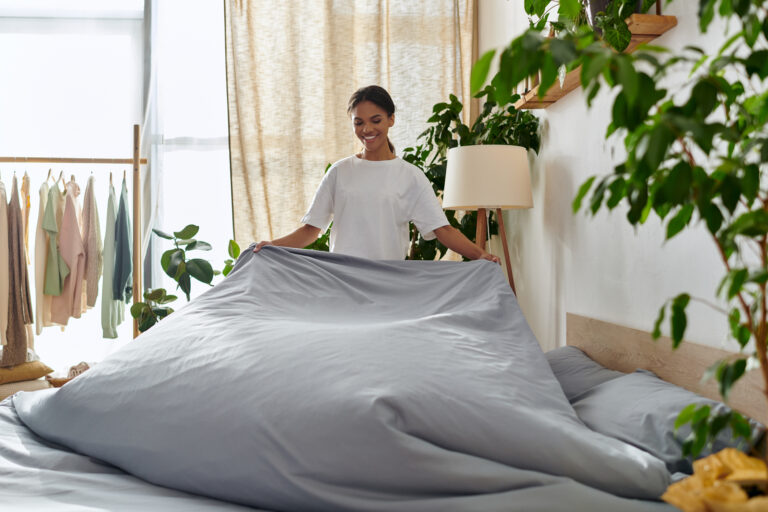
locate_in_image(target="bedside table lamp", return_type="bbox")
[442,145,532,294]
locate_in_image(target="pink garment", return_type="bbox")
[50,180,85,325]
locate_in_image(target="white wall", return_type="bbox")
[478,1,739,352]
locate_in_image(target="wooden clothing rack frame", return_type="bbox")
[0,124,147,338]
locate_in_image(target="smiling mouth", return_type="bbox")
[362,135,378,143]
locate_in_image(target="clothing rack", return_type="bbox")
[0,124,147,338]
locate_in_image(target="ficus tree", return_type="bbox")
[473,0,768,458]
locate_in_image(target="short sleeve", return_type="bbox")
[409,172,448,241]
[300,166,336,231]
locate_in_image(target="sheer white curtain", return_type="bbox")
[225,0,476,246]
[142,0,232,298]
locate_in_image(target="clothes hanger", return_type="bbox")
[46,168,52,182]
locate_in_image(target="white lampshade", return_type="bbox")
[442,145,532,210]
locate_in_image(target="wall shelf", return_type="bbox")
[515,14,678,110]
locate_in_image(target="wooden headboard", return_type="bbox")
[566,313,766,425]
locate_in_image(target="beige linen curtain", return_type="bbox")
[225,0,476,246]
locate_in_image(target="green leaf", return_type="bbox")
[745,14,761,47]
[550,38,577,67]
[130,302,149,318]
[558,0,581,20]
[727,210,768,238]
[144,288,166,302]
[675,403,698,429]
[581,52,610,89]
[616,57,639,106]
[538,54,558,98]
[228,240,241,259]
[699,0,716,32]
[573,177,597,214]
[701,203,723,234]
[670,293,690,347]
[186,240,212,251]
[652,303,666,339]
[717,359,747,401]
[727,269,748,300]
[174,224,200,240]
[157,294,177,305]
[222,262,234,277]
[152,307,173,319]
[730,413,752,439]
[709,411,732,438]
[152,228,174,240]
[690,80,718,118]
[186,258,214,285]
[603,20,632,52]
[138,315,157,333]
[666,204,694,240]
[471,50,496,96]
[177,272,191,301]
[174,260,187,281]
[741,164,759,204]
[162,249,185,279]
[643,125,673,169]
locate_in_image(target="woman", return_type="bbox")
[254,85,500,263]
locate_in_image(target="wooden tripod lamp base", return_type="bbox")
[475,207,517,294]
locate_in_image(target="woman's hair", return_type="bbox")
[347,85,396,154]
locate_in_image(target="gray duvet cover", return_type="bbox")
[9,247,675,511]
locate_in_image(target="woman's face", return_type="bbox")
[351,100,394,155]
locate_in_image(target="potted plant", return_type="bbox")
[130,225,240,332]
[525,0,660,51]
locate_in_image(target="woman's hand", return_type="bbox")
[253,241,273,253]
[479,251,501,264]
[433,226,501,264]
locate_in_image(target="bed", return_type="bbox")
[0,246,761,511]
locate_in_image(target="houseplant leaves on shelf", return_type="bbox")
[473,0,768,486]
[525,0,658,51]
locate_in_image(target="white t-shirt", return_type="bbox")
[301,155,449,260]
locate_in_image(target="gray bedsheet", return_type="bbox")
[9,247,676,511]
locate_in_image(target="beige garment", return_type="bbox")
[0,182,8,347]
[50,180,85,325]
[224,0,475,245]
[81,176,102,308]
[1,176,33,367]
[21,172,31,265]
[34,181,50,335]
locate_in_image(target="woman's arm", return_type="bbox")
[433,225,500,263]
[253,224,322,253]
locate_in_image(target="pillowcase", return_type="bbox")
[0,361,53,385]
[545,346,624,401]
[571,369,765,474]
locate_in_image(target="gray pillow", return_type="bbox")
[571,369,765,474]
[545,346,624,402]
